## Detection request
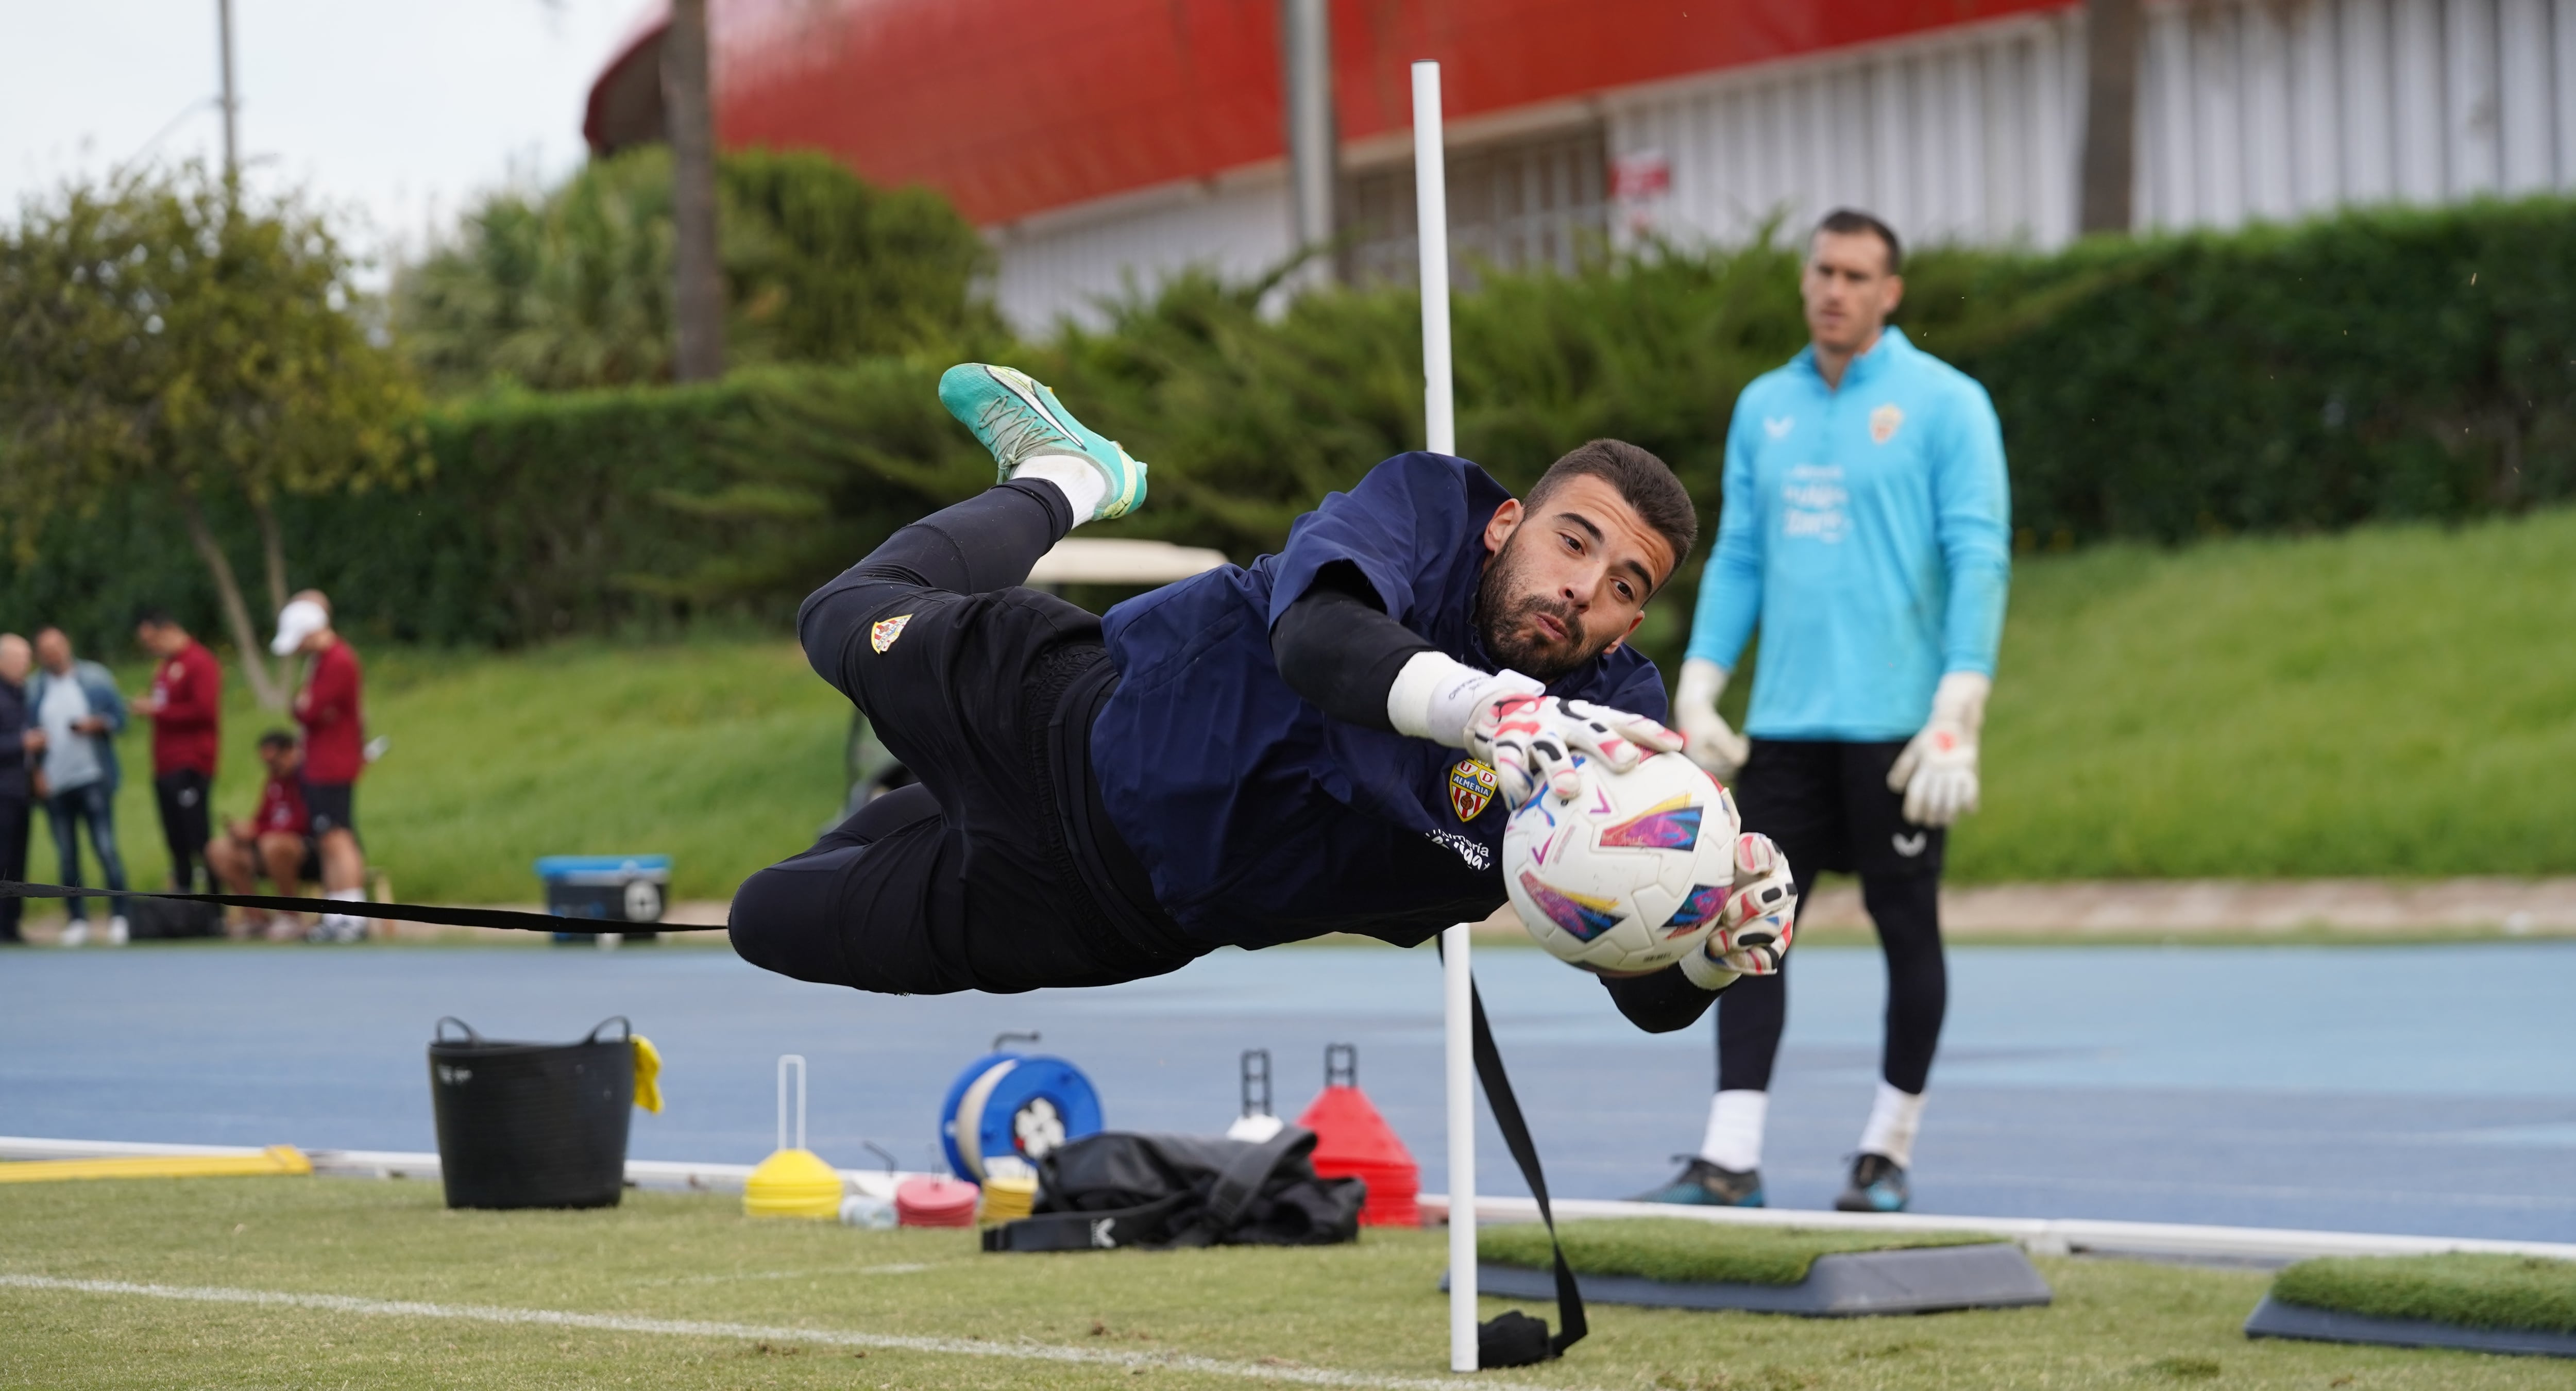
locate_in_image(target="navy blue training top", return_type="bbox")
[1090,453,1670,950]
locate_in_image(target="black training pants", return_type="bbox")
[155,769,212,892]
[1717,739,1948,1096]
[727,483,1201,996]
[0,792,26,942]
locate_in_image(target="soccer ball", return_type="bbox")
[1501,751,1740,974]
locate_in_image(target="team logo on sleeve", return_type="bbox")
[870,614,913,653]
[1448,760,1500,822]
[1870,403,1905,444]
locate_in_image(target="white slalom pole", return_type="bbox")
[1412,59,1477,1377]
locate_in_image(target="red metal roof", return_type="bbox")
[598,0,2074,227]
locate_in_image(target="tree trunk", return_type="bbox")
[2078,0,2141,235]
[179,489,285,709]
[251,494,289,616]
[665,0,725,381]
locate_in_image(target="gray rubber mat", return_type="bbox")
[1450,1242,2053,1316]
[2243,1295,2576,1357]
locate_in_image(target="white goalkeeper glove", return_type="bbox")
[1680,831,1797,991]
[1471,694,1683,808]
[1387,651,1681,808]
[1673,657,1751,782]
[1887,671,1991,828]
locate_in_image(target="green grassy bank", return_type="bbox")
[53,505,2576,904]
[1956,504,2576,881]
[83,635,848,905]
[4,1176,2570,1390]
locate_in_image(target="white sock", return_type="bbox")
[1857,1081,1927,1168]
[1698,1090,1768,1172]
[322,887,367,931]
[1011,455,1105,525]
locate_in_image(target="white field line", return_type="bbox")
[0,1273,1530,1390]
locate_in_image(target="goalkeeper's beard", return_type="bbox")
[1475,532,1600,683]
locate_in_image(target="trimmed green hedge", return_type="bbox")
[1477,1218,1995,1287]
[2273,1253,2576,1334]
[11,195,2576,655]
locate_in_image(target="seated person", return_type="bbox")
[205,730,320,942]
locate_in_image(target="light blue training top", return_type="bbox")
[1685,327,2012,741]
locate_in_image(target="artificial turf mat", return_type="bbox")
[2272,1253,2576,1335]
[7,1177,2573,1389]
[1477,1218,1997,1286]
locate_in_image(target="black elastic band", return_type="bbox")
[0,881,715,934]
[1439,937,1588,1362]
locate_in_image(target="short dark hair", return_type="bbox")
[1524,439,1697,582]
[258,729,298,751]
[135,607,176,629]
[1812,208,1903,274]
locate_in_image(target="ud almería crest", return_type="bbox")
[1448,759,1500,822]
[1869,403,1905,444]
[870,613,914,653]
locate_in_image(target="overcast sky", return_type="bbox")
[2,0,646,276]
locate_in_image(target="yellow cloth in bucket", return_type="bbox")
[744,1148,843,1219]
[631,1035,663,1113]
[979,1173,1037,1224]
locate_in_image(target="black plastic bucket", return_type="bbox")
[428,1016,634,1210]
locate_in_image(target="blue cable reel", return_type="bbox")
[938,1033,1102,1183]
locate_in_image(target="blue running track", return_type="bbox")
[3,940,2571,1242]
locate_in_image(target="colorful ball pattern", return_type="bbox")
[1501,751,1740,974]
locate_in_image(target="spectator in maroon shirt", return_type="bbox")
[133,610,223,893]
[206,730,319,941]
[273,590,370,943]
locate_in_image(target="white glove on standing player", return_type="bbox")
[1386,651,1680,808]
[1672,657,1751,783]
[1680,831,1797,991]
[1887,671,1991,828]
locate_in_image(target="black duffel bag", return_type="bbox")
[982,1126,1365,1252]
[428,1016,633,1210]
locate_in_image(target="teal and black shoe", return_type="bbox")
[937,363,1147,520]
[1834,1152,1910,1213]
[1628,1156,1765,1208]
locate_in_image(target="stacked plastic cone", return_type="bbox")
[895,1175,980,1227]
[1295,1081,1420,1227]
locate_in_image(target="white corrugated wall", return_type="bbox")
[988,0,2576,332]
[1605,12,2084,252]
[1609,0,2576,250]
[2134,0,2576,228]
[988,172,1292,335]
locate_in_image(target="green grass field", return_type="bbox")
[6,1177,2573,1390]
[58,506,2576,904]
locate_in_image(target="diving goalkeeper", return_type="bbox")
[729,365,1795,1024]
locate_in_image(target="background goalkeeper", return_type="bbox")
[1639,209,2010,1214]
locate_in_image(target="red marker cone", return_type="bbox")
[1293,1045,1419,1227]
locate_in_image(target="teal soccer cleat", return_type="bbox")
[1834,1152,1910,1213]
[1628,1156,1765,1208]
[937,363,1147,520]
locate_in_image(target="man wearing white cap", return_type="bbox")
[274,591,369,942]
